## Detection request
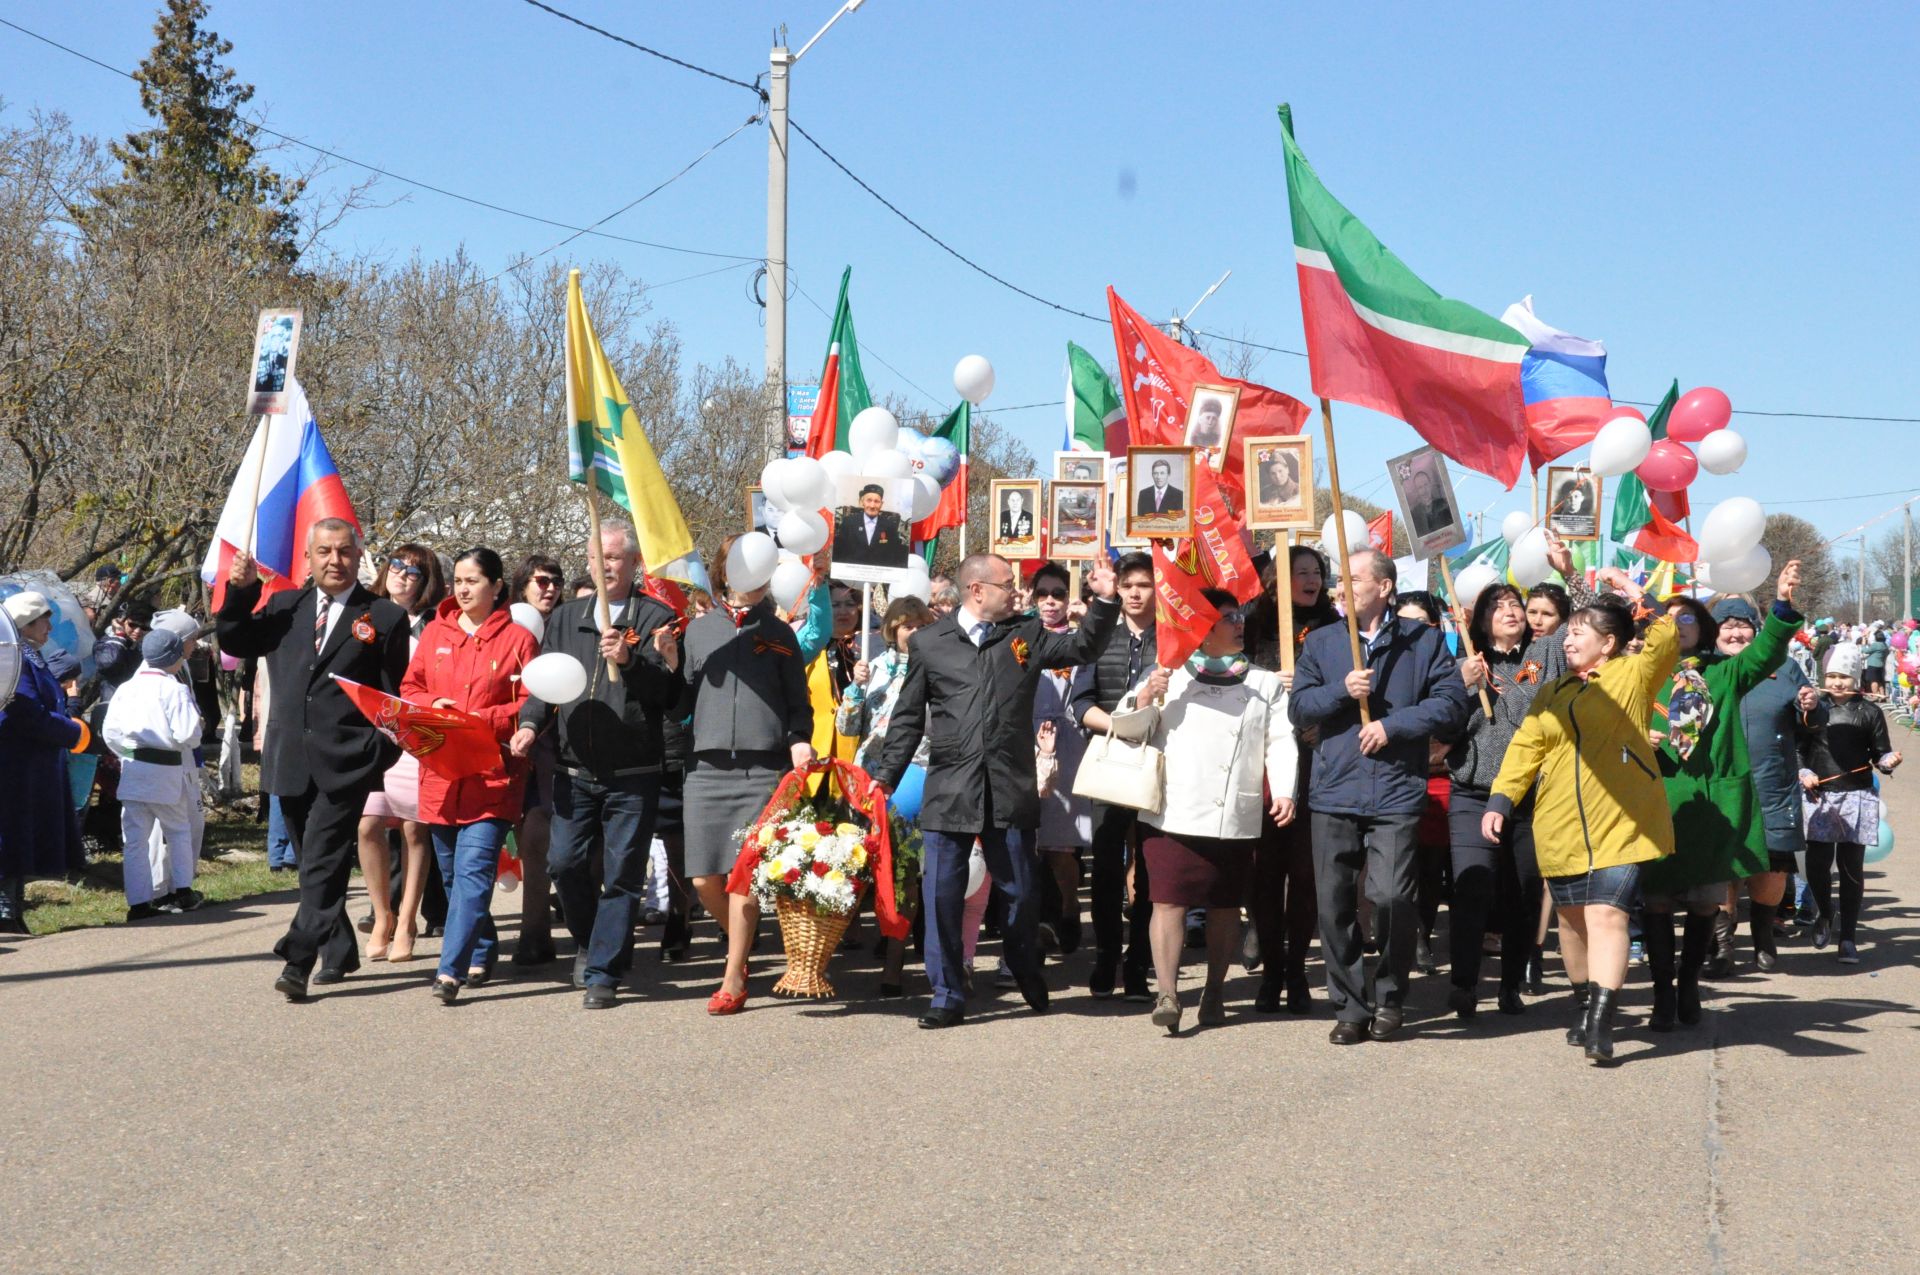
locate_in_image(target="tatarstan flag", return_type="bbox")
[1065,341,1125,453]
[804,267,872,458]
[1610,381,1697,563]
[1278,105,1531,487]
[912,400,970,559]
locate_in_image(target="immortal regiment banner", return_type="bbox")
[200,375,357,611]
[1609,381,1698,563]
[1279,104,1531,487]
[803,267,873,459]
[564,269,708,591]
[1501,295,1612,470]
[332,677,502,781]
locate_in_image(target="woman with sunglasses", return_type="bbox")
[1638,561,1804,1028]
[1026,563,1094,961]
[1443,583,1564,1019]
[1114,589,1298,1034]
[357,544,446,961]
[505,553,566,966]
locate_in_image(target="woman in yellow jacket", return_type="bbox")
[1484,584,1678,1065]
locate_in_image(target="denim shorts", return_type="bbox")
[1547,861,1640,911]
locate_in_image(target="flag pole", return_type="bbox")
[243,412,268,557]
[1318,397,1370,725]
[1435,556,1494,718]
[1276,530,1296,676]
[579,480,623,686]
[958,454,970,560]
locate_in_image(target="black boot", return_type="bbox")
[1584,986,1619,1065]
[1750,902,1778,972]
[1644,915,1677,1032]
[1704,908,1736,979]
[1678,913,1711,1025]
[1565,982,1591,1045]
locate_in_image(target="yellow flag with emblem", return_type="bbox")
[564,269,709,591]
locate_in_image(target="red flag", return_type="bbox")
[331,676,504,782]
[1107,288,1309,503]
[1632,499,1698,564]
[1151,539,1222,669]
[641,574,690,615]
[1190,464,1264,605]
[1367,510,1394,555]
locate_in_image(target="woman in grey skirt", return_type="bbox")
[682,536,815,1013]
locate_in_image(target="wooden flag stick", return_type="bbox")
[1276,529,1297,676]
[580,478,623,686]
[243,412,268,559]
[1318,397,1370,725]
[1435,555,1495,717]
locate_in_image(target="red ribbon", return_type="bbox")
[724,758,908,939]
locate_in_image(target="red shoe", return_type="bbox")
[706,987,748,1015]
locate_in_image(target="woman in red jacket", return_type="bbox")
[401,547,538,1004]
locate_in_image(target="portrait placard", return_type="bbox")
[1385,445,1467,559]
[1544,466,1602,542]
[1126,446,1195,540]
[1107,458,1147,548]
[829,474,915,584]
[1242,435,1315,531]
[1048,480,1106,561]
[989,479,1044,560]
[245,307,303,416]
[1183,383,1239,472]
[1054,450,1109,483]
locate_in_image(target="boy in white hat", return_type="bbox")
[103,630,205,921]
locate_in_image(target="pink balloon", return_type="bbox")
[1668,387,1732,443]
[1635,439,1699,492]
[1608,404,1647,423]
[1893,631,1911,651]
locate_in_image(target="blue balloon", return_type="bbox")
[918,437,961,487]
[889,763,926,822]
[1867,817,1895,864]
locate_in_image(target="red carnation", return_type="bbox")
[815,821,834,835]
[863,835,879,853]
[783,868,802,884]
[811,861,831,876]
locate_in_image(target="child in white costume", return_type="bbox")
[104,630,204,919]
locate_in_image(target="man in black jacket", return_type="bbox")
[875,553,1119,1028]
[1066,550,1158,1001]
[509,522,683,1009]
[216,519,411,999]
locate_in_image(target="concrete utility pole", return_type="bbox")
[764,1,869,462]
[1905,503,1913,621]
[1859,537,1868,625]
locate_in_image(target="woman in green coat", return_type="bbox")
[1640,560,1803,1032]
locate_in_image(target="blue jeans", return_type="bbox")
[922,824,1042,1012]
[266,795,296,869]
[431,819,508,983]
[548,771,660,989]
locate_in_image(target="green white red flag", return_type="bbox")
[1609,382,1697,563]
[912,400,971,560]
[803,267,872,458]
[1278,105,1531,487]
[1065,341,1125,452]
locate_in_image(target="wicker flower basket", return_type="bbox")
[770,897,854,999]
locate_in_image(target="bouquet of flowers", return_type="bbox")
[746,807,879,917]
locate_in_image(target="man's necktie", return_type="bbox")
[314,598,328,654]
[971,621,991,647]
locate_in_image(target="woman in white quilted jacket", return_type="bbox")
[1113,589,1298,1034]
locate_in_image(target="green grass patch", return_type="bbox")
[24,816,290,936]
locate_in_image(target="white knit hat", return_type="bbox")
[1827,642,1865,682]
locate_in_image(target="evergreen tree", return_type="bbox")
[94,0,302,264]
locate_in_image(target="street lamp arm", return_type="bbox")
[791,0,869,64]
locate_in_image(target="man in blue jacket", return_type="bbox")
[1290,549,1469,1045]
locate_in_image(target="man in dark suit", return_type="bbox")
[830,484,903,567]
[1136,459,1184,517]
[874,553,1120,1028]
[217,518,411,1000]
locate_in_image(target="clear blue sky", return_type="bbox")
[5,0,1917,550]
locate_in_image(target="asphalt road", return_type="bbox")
[6,763,1918,1273]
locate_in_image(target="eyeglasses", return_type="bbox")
[530,575,562,588]
[389,562,424,580]
[977,578,1014,593]
[1673,614,1700,628]
[1218,608,1249,624]
[1032,586,1069,600]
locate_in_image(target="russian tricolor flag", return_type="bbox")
[1501,296,1611,471]
[201,375,359,609]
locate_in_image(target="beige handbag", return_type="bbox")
[1072,725,1165,814]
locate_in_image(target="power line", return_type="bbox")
[516,0,763,97]
[0,16,761,263]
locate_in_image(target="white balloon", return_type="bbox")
[1510,527,1553,588]
[522,652,587,704]
[775,507,828,556]
[849,406,900,457]
[1697,496,1766,562]
[1707,543,1772,593]
[953,354,996,406]
[909,472,942,521]
[819,449,859,488]
[725,531,780,593]
[965,845,988,897]
[865,449,911,480]
[1589,415,1654,479]
[759,457,796,509]
[783,456,832,509]
[496,866,519,894]
[904,553,931,582]
[1320,510,1373,565]
[769,558,814,612]
[892,576,932,604]
[1501,512,1534,545]
[1697,428,1748,476]
[1693,563,1715,591]
[1452,561,1500,608]
[508,601,546,644]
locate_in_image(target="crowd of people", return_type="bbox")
[0,517,1905,1066]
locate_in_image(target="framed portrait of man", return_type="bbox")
[1543,466,1602,542]
[245,307,303,416]
[1183,384,1240,471]
[1107,457,1147,548]
[1242,435,1315,531]
[746,486,775,537]
[1048,480,1106,560]
[1054,450,1109,483]
[1126,446,1195,540]
[1385,445,1467,559]
[989,479,1044,560]
[829,473,915,584]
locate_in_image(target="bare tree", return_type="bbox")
[1759,513,1842,619]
